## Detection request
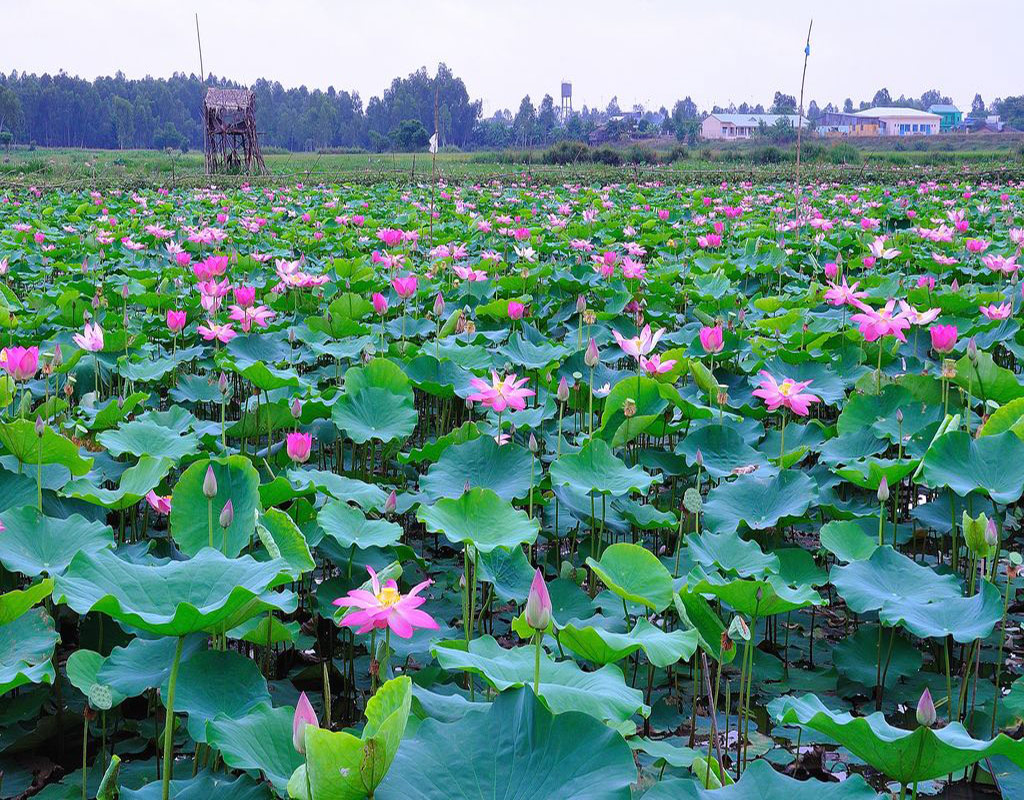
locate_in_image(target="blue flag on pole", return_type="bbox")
[805,44,811,56]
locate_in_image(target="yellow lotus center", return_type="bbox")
[778,382,794,396]
[376,586,402,607]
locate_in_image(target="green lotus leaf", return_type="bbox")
[65,649,126,708]
[686,530,780,578]
[121,773,273,800]
[833,626,922,689]
[0,578,55,625]
[687,568,824,618]
[830,546,960,615]
[343,357,413,398]
[834,457,919,491]
[879,579,1003,642]
[286,468,388,510]
[318,500,402,550]
[674,589,737,664]
[169,650,272,743]
[819,520,879,562]
[0,506,113,577]
[702,469,816,535]
[550,438,659,496]
[97,634,207,699]
[53,547,296,637]
[255,508,315,577]
[0,607,57,696]
[919,430,1024,504]
[676,424,769,479]
[332,386,418,444]
[97,419,201,462]
[376,687,637,800]
[953,350,1024,405]
[586,542,674,612]
[170,456,261,557]
[432,635,647,723]
[62,455,174,510]
[416,488,539,553]
[0,419,93,476]
[207,703,304,794]
[559,617,698,668]
[643,758,880,799]
[771,693,1024,784]
[420,434,534,501]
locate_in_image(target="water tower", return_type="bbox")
[560,81,573,120]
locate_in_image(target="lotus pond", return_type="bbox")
[0,176,1023,799]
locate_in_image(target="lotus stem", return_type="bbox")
[160,636,185,800]
[533,631,542,696]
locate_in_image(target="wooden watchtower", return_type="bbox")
[203,88,267,175]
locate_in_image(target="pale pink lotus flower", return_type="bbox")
[0,346,40,381]
[612,325,665,361]
[965,239,990,254]
[640,354,676,375]
[372,292,389,316]
[824,278,867,308]
[699,325,724,354]
[929,324,958,353]
[73,323,104,352]
[376,228,405,248]
[931,253,957,266]
[292,692,318,754]
[916,275,936,290]
[621,257,646,280]
[980,303,1012,321]
[193,255,228,281]
[850,300,912,343]
[166,310,187,333]
[468,371,535,413]
[897,301,940,326]
[981,254,1018,273]
[145,491,172,515]
[392,275,418,299]
[286,431,312,463]
[228,304,275,333]
[333,566,438,639]
[752,371,820,416]
[198,322,237,343]
[453,265,487,282]
[868,237,900,260]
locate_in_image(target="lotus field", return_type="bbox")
[2,175,1024,800]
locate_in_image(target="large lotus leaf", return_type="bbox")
[833,626,922,689]
[416,488,539,553]
[702,469,816,535]
[62,455,174,510]
[879,579,1003,642]
[819,520,879,562]
[97,420,201,462]
[420,435,534,501]
[292,676,412,800]
[376,687,637,800]
[953,350,1024,405]
[0,506,113,577]
[65,649,126,708]
[830,547,960,614]
[432,636,647,722]
[332,387,418,444]
[207,703,303,793]
[834,457,919,491]
[287,468,387,510]
[685,530,780,578]
[171,456,261,557]
[343,358,413,399]
[550,438,659,496]
[0,607,57,696]
[53,547,296,637]
[675,424,768,479]
[318,500,402,550]
[0,579,55,625]
[772,693,1024,784]
[476,544,535,602]
[918,430,1024,504]
[169,650,271,743]
[688,569,824,618]
[643,758,880,799]
[674,589,737,664]
[0,419,93,476]
[255,508,315,577]
[559,618,698,668]
[121,773,272,800]
[836,385,916,439]
[97,634,206,698]
[585,543,674,612]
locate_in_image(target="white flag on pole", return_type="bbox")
[429,133,438,154]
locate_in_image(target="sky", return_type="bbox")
[3,0,1019,115]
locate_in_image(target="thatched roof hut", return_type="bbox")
[203,88,267,174]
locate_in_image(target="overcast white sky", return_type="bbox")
[3,0,1018,115]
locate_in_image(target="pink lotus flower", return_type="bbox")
[823,262,839,280]
[981,254,1018,273]
[697,233,722,249]
[376,228,404,248]
[467,371,535,413]
[850,300,911,343]
[525,568,552,630]
[228,304,276,332]
[193,255,229,281]
[392,275,417,299]
[286,431,312,463]
[292,692,318,754]
[929,324,958,353]
[166,310,187,333]
[640,354,676,375]
[612,325,665,361]
[752,371,820,416]
[980,302,1012,321]
[699,325,724,354]
[965,239,989,254]
[372,292,389,316]
[931,253,957,266]
[897,301,940,326]
[73,323,104,352]
[198,322,237,343]
[867,237,900,260]
[507,300,526,320]
[333,566,438,639]
[824,278,867,308]
[233,286,257,307]
[916,275,936,290]
[453,264,487,282]
[145,491,172,515]
[0,346,40,381]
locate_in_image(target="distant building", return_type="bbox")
[928,104,962,132]
[962,114,1006,133]
[816,112,880,137]
[854,107,940,136]
[700,113,808,140]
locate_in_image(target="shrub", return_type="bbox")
[542,140,590,165]
[828,142,862,165]
[591,147,623,166]
[624,145,658,165]
[667,144,689,162]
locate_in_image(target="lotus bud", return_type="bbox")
[463,479,471,495]
[916,687,936,727]
[528,432,539,453]
[557,376,570,403]
[524,568,552,631]
[51,344,63,368]
[623,398,637,418]
[985,518,999,549]
[584,339,600,370]
[576,294,587,314]
[896,408,904,424]
[292,692,319,754]
[219,499,234,528]
[288,328,297,345]
[202,465,218,499]
[122,284,129,299]
[291,398,302,419]
[877,476,889,504]
[433,292,445,317]
[695,449,704,468]
[218,372,228,395]
[967,336,978,363]
[963,511,990,556]
[728,615,750,642]
[384,490,398,514]
[34,415,44,438]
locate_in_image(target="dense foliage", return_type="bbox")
[0,174,1023,798]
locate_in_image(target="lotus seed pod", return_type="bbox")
[623,398,637,418]
[88,683,113,712]
[683,487,703,514]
